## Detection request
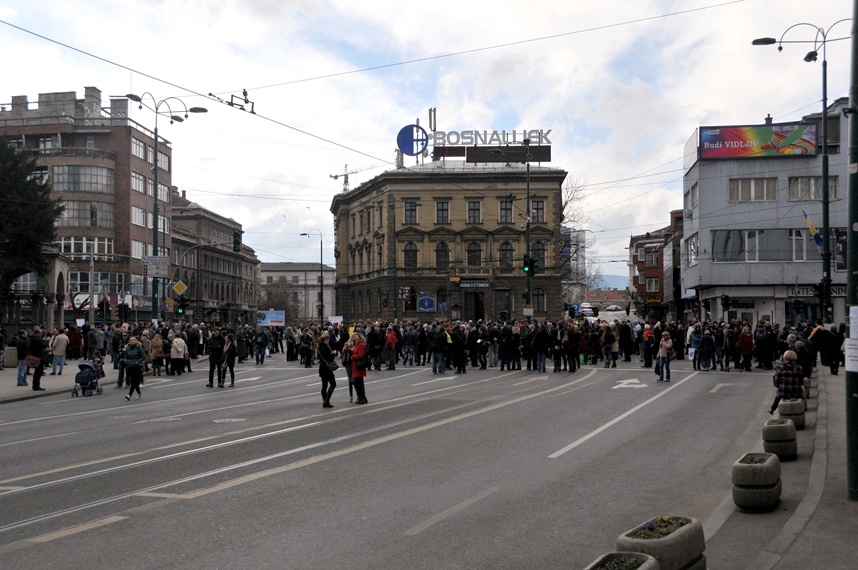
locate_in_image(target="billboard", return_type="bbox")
[256,310,285,327]
[699,122,817,160]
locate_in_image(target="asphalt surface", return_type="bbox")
[0,350,858,570]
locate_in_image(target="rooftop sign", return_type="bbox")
[699,122,817,160]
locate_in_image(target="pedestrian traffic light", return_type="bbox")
[232,231,242,253]
[721,294,731,311]
[522,254,532,274]
[793,299,804,315]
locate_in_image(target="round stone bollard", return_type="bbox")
[582,552,660,569]
[732,452,782,512]
[777,398,805,430]
[762,418,797,461]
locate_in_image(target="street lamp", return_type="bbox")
[126,92,207,324]
[753,19,850,322]
[301,229,324,324]
[524,139,533,313]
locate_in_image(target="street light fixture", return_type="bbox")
[126,93,207,323]
[753,20,850,322]
[301,229,324,324]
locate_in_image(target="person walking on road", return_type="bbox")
[171,334,188,375]
[207,328,225,388]
[657,331,674,382]
[221,333,237,387]
[122,336,146,400]
[317,333,337,408]
[351,332,369,404]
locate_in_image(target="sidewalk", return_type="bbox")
[0,354,209,404]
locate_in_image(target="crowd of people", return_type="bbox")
[1,314,845,411]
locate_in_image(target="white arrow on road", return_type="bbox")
[710,383,739,393]
[613,378,647,389]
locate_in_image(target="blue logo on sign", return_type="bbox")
[397,124,429,157]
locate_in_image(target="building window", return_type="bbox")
[38,136,59,154]
[131,240,146,259]
[467,201,481,224]
[147,178,155,197]
[729,178,777,202]
[500,200,513,223]
[157,150,169,172]
[131,172,146,194]
[157,182,170,203]
[58,201,115,228]
[404,287,417,311]
[56,236,114,259]
[404,201,418,224]
[68,272,127,294]
[533,288,546,312]
[637,247,645,262]
[351,214,356,237]
[435,242,450,269]
[132,206,147,227]
[499,242,514,270]
[789,176,838,201]
[292,276,299,284]
[646,252,659,268]
[684,183,699,210]
[132,137,146,159]
[404,242,418,269]
[646,278,660,293]
[147,145,155,164]
[437,287,448,308]
[532,241,546,272]
[131,274,145,295]
[467,242,481,266]
[686,233,699,267]
[532,200,545,223]
[52,165,114,193]
[436,201,449,224]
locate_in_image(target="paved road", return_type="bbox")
[0,356,788,568]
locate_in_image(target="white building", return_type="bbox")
[260,262,336,323]
[681,98,847,326]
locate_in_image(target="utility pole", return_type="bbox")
[845,0,858,501]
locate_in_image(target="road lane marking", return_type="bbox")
[613,378,647,389]
[0,432,78,448]
[548,372,700,459]
[28,516,127,543]
[404,486,500,536]
[710,383,739,393]
[178,370,598,499]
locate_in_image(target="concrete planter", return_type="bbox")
[777,399,805,430]
[583,552,660,570]
[762,419,797,461]
[615,516,705,570]
[731,452,781,512]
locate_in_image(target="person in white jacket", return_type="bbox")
[171,335,188,375]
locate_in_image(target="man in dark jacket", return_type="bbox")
[207,329,225,387]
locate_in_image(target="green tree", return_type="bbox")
[0,141,65,293]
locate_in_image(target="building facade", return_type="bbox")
[259,262,336,323]
[330,162,568,324]
[680,99,847,325]
[171,192,260,326]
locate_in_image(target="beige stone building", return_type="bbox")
[330,162,567,323]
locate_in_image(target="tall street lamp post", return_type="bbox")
[126,93,207,323]
[754,19,850,322]
[524,139,533,312]
[301,229,324,324]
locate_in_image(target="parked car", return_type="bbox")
[604,304,623,312]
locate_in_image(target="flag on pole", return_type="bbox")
[802,210,825,251]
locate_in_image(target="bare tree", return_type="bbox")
[260,280,301,322]
[558,176,602,301]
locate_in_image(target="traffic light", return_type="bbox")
[793,299,804,315]
[99,298,110,321]
[232,231,242,253]
[721,294,731,311]
[177,296,189,316]
[703,299,711,312]
[522,254,532,274]
[811,282,823,300]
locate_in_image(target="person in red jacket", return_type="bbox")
[384,326,398,370]
[737,326,754,372]
[350,332,369,405]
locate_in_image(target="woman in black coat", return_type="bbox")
[317,333,337,408]
[221,334,238,387]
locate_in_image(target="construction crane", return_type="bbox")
[330,163,386,192]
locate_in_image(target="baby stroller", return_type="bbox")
[72,360,104,397]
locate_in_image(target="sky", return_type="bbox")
[0,0,853,280]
